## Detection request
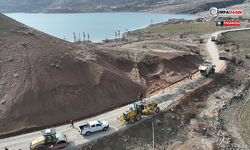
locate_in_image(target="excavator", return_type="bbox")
[117,101,160,124]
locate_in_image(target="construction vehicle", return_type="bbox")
[211,36,216,41]
[117,101,160,124]
[29,128,69,150]
[198,60,216,77]
[218,50,226,60]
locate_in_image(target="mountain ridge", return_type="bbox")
[0,0,246,14]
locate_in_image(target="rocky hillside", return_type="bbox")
[0,0,246,14]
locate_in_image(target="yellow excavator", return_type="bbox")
[117,101,160,124]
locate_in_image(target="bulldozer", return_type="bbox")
[117,101,160,124]
[29,128,69,150]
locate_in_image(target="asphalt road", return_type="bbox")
[1,28,249,150]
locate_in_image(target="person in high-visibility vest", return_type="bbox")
[189,74,192,80]
[140,91,143,97]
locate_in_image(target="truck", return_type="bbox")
[29,128,69,150]
[78,120,109,136]
[198,60,216,77]
[211,36,216,41]
[218,50,226,60]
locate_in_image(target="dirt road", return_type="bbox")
[1,28,248,150]
[207,28,250,73]
[206,31,226,73]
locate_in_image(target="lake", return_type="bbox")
[4,12,196,43]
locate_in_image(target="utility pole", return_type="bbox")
[73,32,76,42]
[115,31,117,41]
[83,32,85,41]
[118,30,120,41]
[152,121,154,150]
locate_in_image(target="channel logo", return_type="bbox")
[216,21,240,26]
[209,7,243,17]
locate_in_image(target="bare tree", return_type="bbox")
[88,33,90,41]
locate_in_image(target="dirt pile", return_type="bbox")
[0,13,203,138]
[137,52,203,94]
[0,13,142,138]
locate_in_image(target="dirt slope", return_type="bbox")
[0,13,143,138]
[0,13,203,139]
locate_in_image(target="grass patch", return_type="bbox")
[239,98,250,139]
[138,23,221,36]
[76,6,94,13]
[223,30,250,55]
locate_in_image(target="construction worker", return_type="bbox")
[189,74,192,80]
[138,95,142,100]
[138,91,143,100]
[140,91,144,98]
[70,120,74,128]
[187,74,189,79]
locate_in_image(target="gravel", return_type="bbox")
[179,76,207,90]
[144,76,208,107]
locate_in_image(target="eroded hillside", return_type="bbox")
[0,13,203,138]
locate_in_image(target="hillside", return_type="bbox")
[0,13,143,137]
[0,0,246,14]
[0,13,203,138]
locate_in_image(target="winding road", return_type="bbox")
[1,28,249,150]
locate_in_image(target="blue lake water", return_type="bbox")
[4,12,196,43]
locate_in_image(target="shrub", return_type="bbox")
[233,69,248,84]
[179,34,183,38]
[231,54,244,65]
[213,92,221,99]
[199,38,204,43]
[212,142,220,150]
[242,60,250,71]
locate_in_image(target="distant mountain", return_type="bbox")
[0,0,246,14]
[0,0,54,13]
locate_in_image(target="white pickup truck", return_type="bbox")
[78,120,109,136]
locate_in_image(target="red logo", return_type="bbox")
[223,20,240,26]
[228,10,243,15]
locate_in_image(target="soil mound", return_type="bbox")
[137,51,203,94]
[0,13,142,138]
[0,13,203,138]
